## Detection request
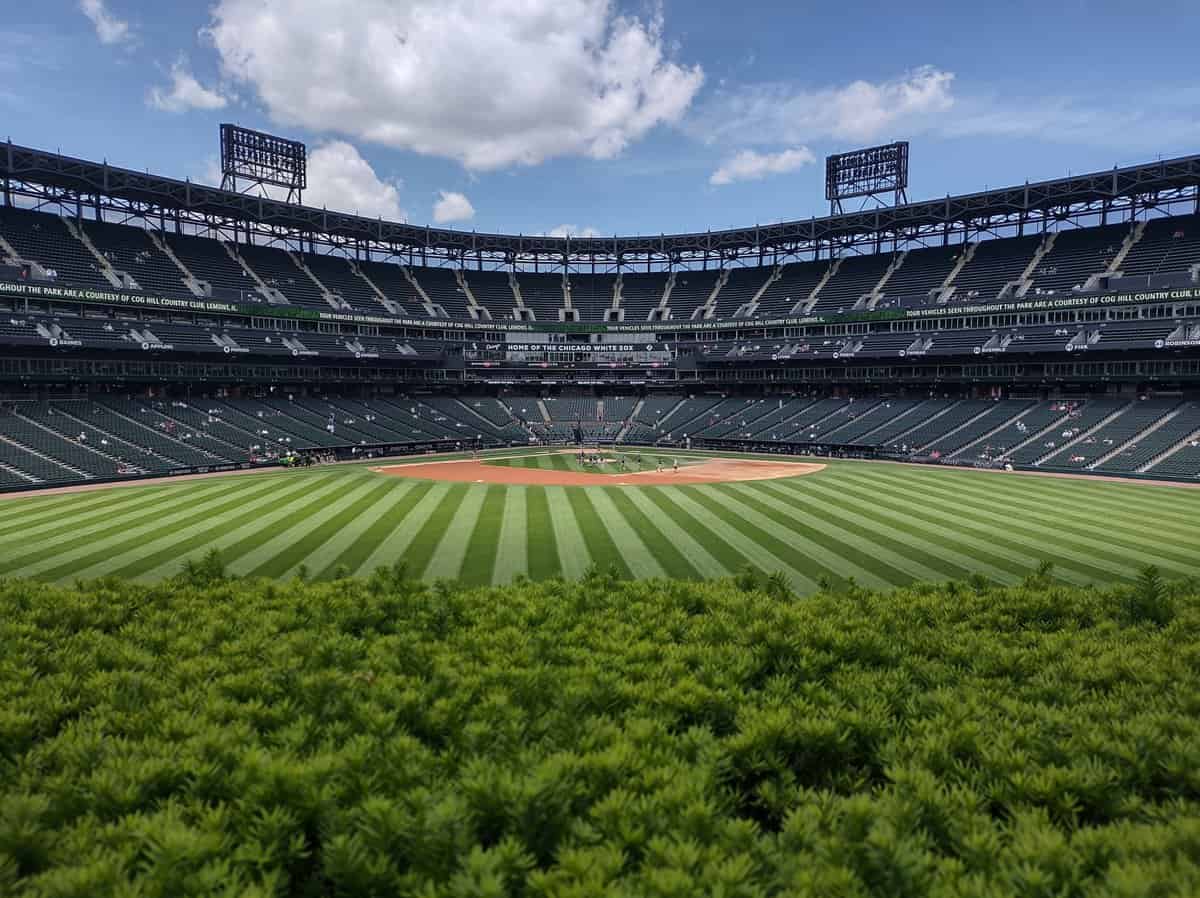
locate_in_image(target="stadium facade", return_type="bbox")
[1,141,1199,490]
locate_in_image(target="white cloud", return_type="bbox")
[304,142,406,220]
[194,140,404,220]
[709,146,815,186]
[79,0,131,46]
[205,0,703,170]
[148,61,228,113]
[692,65,955,147]
[546,225,602,238]
[432,191,475,224]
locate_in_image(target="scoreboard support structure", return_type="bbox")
[219,124,307,204]
[826,141,909,214]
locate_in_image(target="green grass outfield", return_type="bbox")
[1,450,1198,588]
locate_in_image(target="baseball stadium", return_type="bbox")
[3,4,1200,895]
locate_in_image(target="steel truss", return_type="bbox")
[3,141,1200,275]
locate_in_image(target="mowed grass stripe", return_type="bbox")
[813,474,1129,584]
[426,485,493,583]
[604,488,700,580]
[868,467,1200,566]
[851,469,1198,577]
[753,478,1019,584]
[356,483,451,576]
[109,475,338,581]
[226,477,383,577]
[862,462,1200,543]
[912,463,1200,529]
[246,479,401,580]
[492,487,527,585]
[621,488,727,579]
[548,453,573,472]
[0,482,165,521]
[585,489,664,579]
[864,463,1200,538]
[525,488,561,581]
[316,481,427,579]
[0,484,173,535]
[306,481,417,579]
[0,485,192,548]
[130,475,352,582]
[681,487,850,591]
[0,479,240,568]
[4,478,276,579]
[715,482,932,587]
[729,480,960,583]
[402,484,470,578]
[141,473,348,578]
[637,489,760,584]
[456,486,507,586]
[793,473,1102,583]
[545,487,592,579]
[765,477,1034,584]
[565,489,634,578]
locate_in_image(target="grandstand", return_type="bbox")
[0,142,1196,488]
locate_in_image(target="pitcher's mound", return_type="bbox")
[373,455,825,486]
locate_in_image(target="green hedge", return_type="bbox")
[1,560,1199,897]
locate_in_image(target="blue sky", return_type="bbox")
[3,1,1198,237]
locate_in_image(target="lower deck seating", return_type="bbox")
[1,392,1197,490]
[1039,400,1177,470]
[1091,402,1199,473]
[1003,400,1127,465]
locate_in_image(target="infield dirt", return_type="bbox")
[372,453,826,486]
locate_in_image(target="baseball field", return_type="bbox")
[1,449,1197,588]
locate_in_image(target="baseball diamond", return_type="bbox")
[0,451,1196,588]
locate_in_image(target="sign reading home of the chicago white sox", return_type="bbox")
[2,279,1197,334]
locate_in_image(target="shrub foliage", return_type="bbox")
[1,562,1198,897]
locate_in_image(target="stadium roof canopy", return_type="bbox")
[3,141,1199,268]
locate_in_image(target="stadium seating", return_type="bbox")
[1145,427,1200,479]
[1117,215,1200,279]
[568,274,619,322]
[619,272,669,321]
[714,268,770,318]
[947,235,1040,302]
[300,254,389,314]
[3,206,1199,326]
[752,261,826,318]
[1003,400,1127,466]
[237,244,332,310]
[922,400,1033,458]
[82,219,191,295]
[459,270,514,320]
[415,267,471,319]
[167,233,258,299]
[1035,401,1180,470]
[952,401,1071,463]
[804,398,901,441]
[811,254,890,313]
[517,273,567,321]
[357,259,423,313]
[1093,402,1200,473]
[622,396,683,442]
[0,208,110,288]
[0,406,128,478]
[877,246,959,307]
[668,270,721,320]
[1026,224,1126,296]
